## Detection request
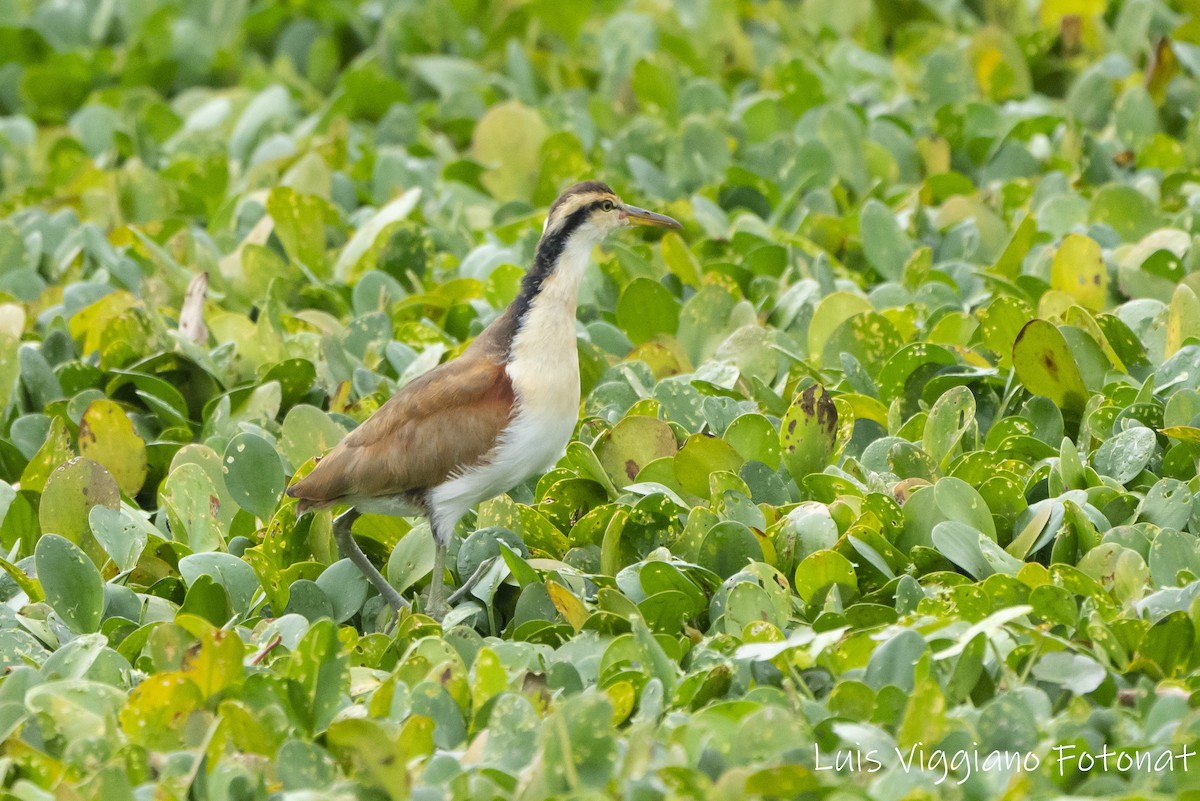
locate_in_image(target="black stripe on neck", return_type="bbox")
[509,201,596,328]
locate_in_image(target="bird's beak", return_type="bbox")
[620,205,682,229]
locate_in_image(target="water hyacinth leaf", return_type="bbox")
[223,432,286,521]
[471,101,548,201]
[697,521,762,579]
[616,277,680,345]
[979,296,1033,369]
[178,552,260,613]
[386,526,436,594]
[794,549,857,604]
[596,415,678,487]
[480,693,540,773]
[922,386,975,470]
[477,494,567,556]
[77,399,148,495]
[35,534,103,634]
[673,434,743,498]
[877,343,958,405]
[1134,611,1193,678]
[1147,529,1200,589]
[88,505,152,573]
[20,415,74,494]
[1050,234,1106,312]
[1032,651,1107,695]
[724,413,781,468]
[333,188,421,281]
[931,521,1022,579]
[1012,320,1089,412]
[859,199,913,280]
[284,580,334,623]
[537,692,619,792]
[1093,426,1157,484]
[315,559,370,624]
[162,462,224,552]
[119,672,205,749]
[280,405,350,471]
[933,476,996,538]
[169,444,238,526]
[1137,478,1192,530]
[1166,283,1200,359]
[1088,184,1159,242]
[821,312,903,376]
[660,231,701,286]
[267,186,336,277]
[807,292,873,359]
[40,457,120,564]
[326,718,408,799]
[779,385,837,485]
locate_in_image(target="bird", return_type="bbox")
[286,181,681,619]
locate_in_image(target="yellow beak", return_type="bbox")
[621,205,682,229]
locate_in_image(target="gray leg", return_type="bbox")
[427,541,448,621]
[333,509,409,612]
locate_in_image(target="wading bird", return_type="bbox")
[287,182,681,619]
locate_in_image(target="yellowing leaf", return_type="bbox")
[1166,283,1200,358]
[546,580,589,631]
[21,416,75,494]
[470,101,548,202]
[1012,320,1089,412]
[1050,234,1106,312]
[1040,0,1105,27]
[120,672,205,749]
[471,647,508,710]
[79,399,148,495]
[182,628,245,698]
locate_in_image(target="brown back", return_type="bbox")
[287,309,518,511]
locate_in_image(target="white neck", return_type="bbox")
[505,236,590,410]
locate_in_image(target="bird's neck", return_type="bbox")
[504,235,589,412]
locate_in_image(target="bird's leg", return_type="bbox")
[427,540,449,621]
[332,509,409,612]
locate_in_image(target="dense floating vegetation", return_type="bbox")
[0,1,1198,799]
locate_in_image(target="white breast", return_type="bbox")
[427,237,590,540]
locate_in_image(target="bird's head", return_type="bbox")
[517,182,680,307]
[541,181,681,245]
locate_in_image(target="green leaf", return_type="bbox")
[162,462,225,552]
[40,467,116,580]
[386,525,435,595]
[859,199,913,280]
[35,534,103,634]
[267,186,337,278]
[616,277,680,345]
[222,432,286,521]
[178,552,260,613]
[922,386,975,470]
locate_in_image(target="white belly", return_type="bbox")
[428,261,584,541]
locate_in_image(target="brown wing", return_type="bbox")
[286,354,514,512]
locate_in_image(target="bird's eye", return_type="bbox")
[600,200,615,212]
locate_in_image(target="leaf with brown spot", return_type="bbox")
[779,384,838,485]
[596,415,678,489]
[78,399,148,496]
[1049,234,1106,312]
[1012,320,1089,413]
